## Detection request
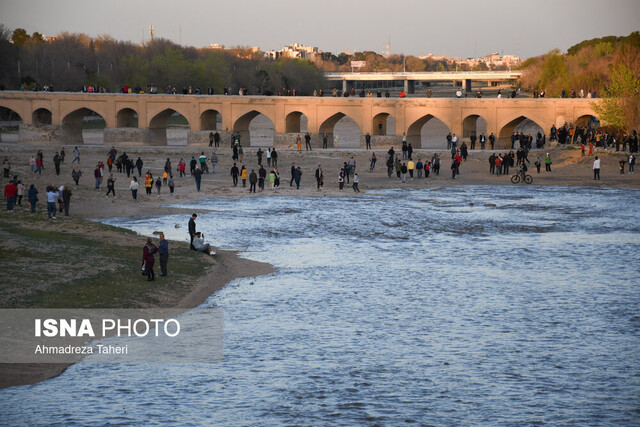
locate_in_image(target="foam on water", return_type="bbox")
[2,186,639,425]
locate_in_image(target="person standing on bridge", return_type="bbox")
[365,132,371,150]
[479,133,486,150]
[489,133,495,150]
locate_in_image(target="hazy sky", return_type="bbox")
[1,0,639,58]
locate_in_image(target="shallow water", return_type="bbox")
[2,186,639,425]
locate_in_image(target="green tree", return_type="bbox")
[11,28,29,46]
[593,63,640,132]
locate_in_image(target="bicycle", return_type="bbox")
[511,167,533,184]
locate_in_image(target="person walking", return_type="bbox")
[231,163,240,187]
[353,173,360,192]
[158,233,169,277]
[338,169,345,191]
[193,167,202,191]
[168,175,175,196]
[72,146,80,163]
[293,167,302,189]
[369,153,376,172]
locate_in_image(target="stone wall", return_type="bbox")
[18,124,82,145]
[103,128,154,145]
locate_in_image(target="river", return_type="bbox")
[1,186,638,425]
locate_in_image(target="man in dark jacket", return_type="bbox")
[230,163,240,186]
[249,169,257,193]
[188,213,197,250]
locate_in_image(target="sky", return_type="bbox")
[1,0,639,59]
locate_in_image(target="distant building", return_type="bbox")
[265,43,322,61]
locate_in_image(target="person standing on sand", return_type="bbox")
[136,157,144,177]
[188,214,198,250]
[241,165,247,187]
[593,156,601,180]
[629,154,635,174]
[4,180,17,211]
[315,165,324,190]
[338,169,345,190]
[168,175,175,196]
[129,177,139,200]
[28,184,38,212]
[46,185,59,219]
[62,186,72,216]
[106,174,116,197]
[293,167,302,189]
[353,173,360,192]
[289,163,296,187]
[158,233,169,277]
[249,169,257,193]
[155,176,162,196]
[544,153,552,173]
[489,153,496,174]
[534,155,541,173]
[271,148,278,167]
[142,237,158,281]
[258,165,267,192]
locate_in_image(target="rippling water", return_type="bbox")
[2,186,639,425]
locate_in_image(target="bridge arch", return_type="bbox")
[285,111,309,133]
[149,108,190,145]
[319,112,362,148]
[33,108,52,125]
[117,108,138,128]
[462,114,487,138]
[200,109,222,131]
[407,114,451,149]
[62,107,107,145]
[372,112,396,136]
[233,110,275,147]
[0,106,23,143]
[498,115,545,145]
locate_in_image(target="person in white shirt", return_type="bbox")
[192,232,215,255]
[593,156,601,180]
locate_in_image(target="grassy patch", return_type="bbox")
[0,213,210,309]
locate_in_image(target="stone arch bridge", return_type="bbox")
[0,91,599,148]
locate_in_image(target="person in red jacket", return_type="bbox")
[4,181,17,211]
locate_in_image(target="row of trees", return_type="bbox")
[0,26,325,95]
[519,32,640,132]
